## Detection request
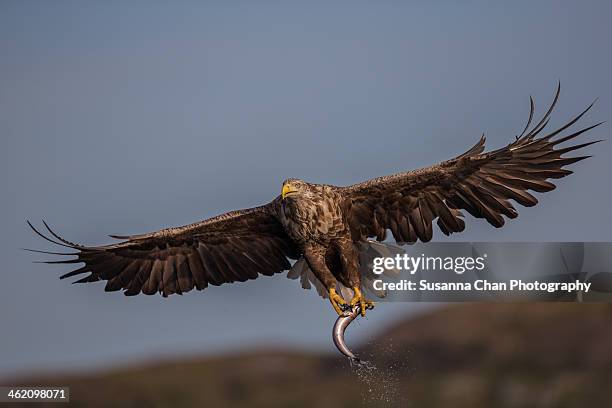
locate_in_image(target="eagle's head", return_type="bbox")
[281,178,311,201]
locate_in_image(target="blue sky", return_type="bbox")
[1,1,611,377]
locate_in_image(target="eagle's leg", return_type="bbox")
[350,286,375,317]
[303,245,347,315]
[329,287,349,315]
[337,238,375,317]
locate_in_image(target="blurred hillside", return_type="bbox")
[9,303,612,408]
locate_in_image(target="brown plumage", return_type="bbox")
[28,83,603,315]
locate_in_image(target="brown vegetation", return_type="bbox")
[11,303,612,407]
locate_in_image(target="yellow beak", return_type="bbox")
[282,183,297,199]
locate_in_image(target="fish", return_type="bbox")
[332,304,362,363]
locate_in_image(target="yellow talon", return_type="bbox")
[350,286,375,317]
[329,287,348,315]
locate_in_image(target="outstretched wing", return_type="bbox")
[28,201,299,296]
[342,83,603,244]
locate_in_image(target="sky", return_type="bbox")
[1,1,611,377]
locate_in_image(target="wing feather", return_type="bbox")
[28,201,299,296]
[342,84,602,243]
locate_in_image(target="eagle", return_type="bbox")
[29,84,602,316]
